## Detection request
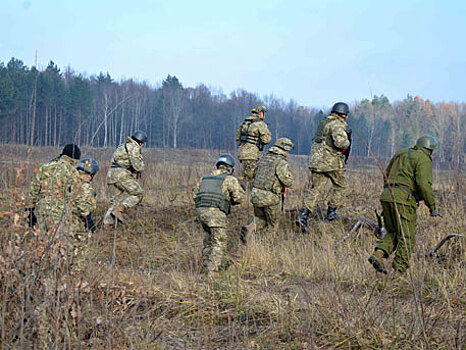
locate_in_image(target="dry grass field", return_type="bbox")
[0,145,464,349]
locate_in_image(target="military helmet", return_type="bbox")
[131,130,148,144]
[61,144,81,160]
[331,102,350,115]
[251,105,267,115]
[416,134,439,151]
[274,137,295,152]
[216,153,235,169]
[77,158,99,177]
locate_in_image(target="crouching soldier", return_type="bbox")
[103,130,147,227]
[193,154,245,274]
[72,158,99,271]
[241,138,294,241]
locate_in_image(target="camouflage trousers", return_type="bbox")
[103,174,143,225]
[249,203,281,236]
[375,201,417,273]
[201,224,227,273]
[303,170,347,211]
[239,159,258,185]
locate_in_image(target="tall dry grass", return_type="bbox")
[0,144,464,349]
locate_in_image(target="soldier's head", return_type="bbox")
[273,138,295,153]
[131,130,148,146]
[216,153,235,174]
[77,158,99,180]
[331,102,350,119]
[251,105,267,119]
[61,144,81,160]
[416,134,439,153]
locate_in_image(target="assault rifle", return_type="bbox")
[281,187,286,212]
[342,129,352,164]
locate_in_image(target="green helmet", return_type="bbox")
[251,105,267,115]
[274,137,294,152]
[77,158,99,177]
[416,134,439,151]
[331,102,350,115]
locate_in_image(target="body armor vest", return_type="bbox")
[313,118,332,143]
[195,174,231,214]
[253,154,282,194]
[239,118,264,150]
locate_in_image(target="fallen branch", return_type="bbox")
[334,211,387,247]
[425,233,464,257]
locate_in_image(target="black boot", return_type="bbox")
[326,206,340,221]
[296,208,310,228]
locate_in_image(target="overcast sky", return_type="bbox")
[1,0,465,109]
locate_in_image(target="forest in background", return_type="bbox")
[0,57,464,166]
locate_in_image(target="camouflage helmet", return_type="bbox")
[131,130,148,144]
[274,137,295,152]
[77,158,99,177]
[251,105,267,115]
[331,102,350,115]
[416,134,439,151]
[216,153,235,169]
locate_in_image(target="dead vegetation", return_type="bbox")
[0,145,464,349]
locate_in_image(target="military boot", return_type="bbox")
[240,222,255,245]
[326,206,340,221]
[111,205,126,223]
[295,208,310,229]
[368,250,388,274]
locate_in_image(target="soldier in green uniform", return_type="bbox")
[369,135,441,274]
[296,102,351,228]
[242,138,294,240]
[192,154,245,274]
[72,158,99,270]
[26,144,82,233]
[235,105,272,184]
[103,130,146,227]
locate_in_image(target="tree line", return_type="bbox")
[0,57,464,167]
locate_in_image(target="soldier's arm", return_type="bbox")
[74,183,96,217]
[129,144,145,173]
[235,124,242,142]
[331,123,350,150]
[227,176,245,205]
[276,161,293,188]
[260,123,272,145]
[26,170,42,207]
[415,157,436,211]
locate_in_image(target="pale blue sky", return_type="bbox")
[1,0,465,108]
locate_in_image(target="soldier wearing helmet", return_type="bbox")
[103,130,147,227]
[242,138,294,241]
[192,153,245,274]
[369,134,440,275]
[296,102,351,228]
[235,105,272,185]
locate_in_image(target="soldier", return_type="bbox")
[235,105,272,184]
[192,154,245,274]
[103,130,146,227]
[241,138,294,241]
[26,144,81,232]
[369,135,441,274]
[72,158,99,270]
[296,102,351,228]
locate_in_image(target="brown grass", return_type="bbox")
[0,144,464,349]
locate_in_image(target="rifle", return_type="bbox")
[342,129,352,164]
[135,172,141,180]
[281,187,286,212]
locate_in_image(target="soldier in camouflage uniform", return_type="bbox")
[242,138,294,241]
[103,130,147,227]
[235,105,272,184]
[26,144,82,234]
[369,135,441,274]
[72,158,99,271]
[296,102,351,228]
[193,154,245,273]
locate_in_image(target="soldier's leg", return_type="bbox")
[264,203,281,236]
[327,169,347,208]
[392,204,417,273]
[118,176,143,209]
[253,206,268,234]
[206,226,227,272]
[303,172,328,212]
[103,183,123,225]
[241,159,257,186]
[201,223,213,269]
[374,201,398,257]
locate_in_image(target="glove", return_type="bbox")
[83,214,96,232]
[26,207,37,227]
[430,209,442,217]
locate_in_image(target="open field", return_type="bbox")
[0,145,465,349]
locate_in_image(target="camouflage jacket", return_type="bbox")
[27,155,80,219]
[236,115,272,161]
[309,113,350,172]
[74,172,97,218]
[192,168,245,227]
[111,137,145,173]
[380,145,436,210]
[252,147,293,206]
